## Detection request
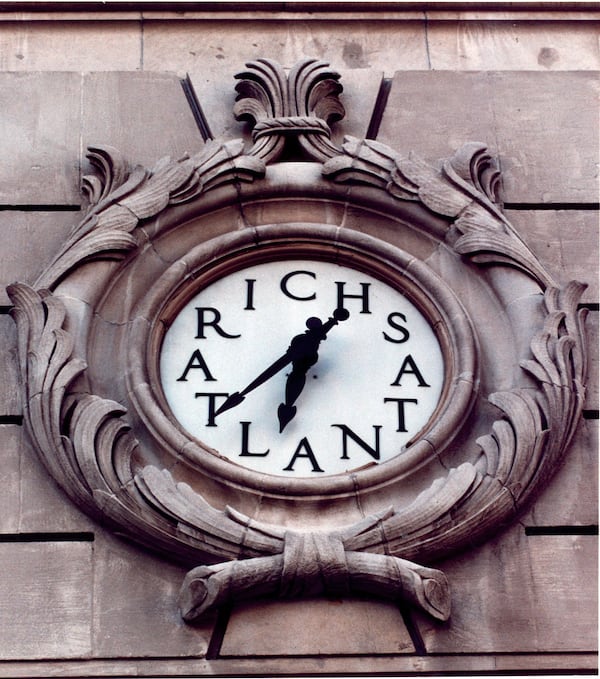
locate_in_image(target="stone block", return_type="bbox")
[415,525,541,654]
[526,534,597,651]
[0,211,79,304]
[0,73,81,205]
[379,71,599,204]
[586,310,599,409]
[415,525,597,653]
[523,418,598,526]
[92,532,212,657]
[0,541,92,659]
[0,425,93,534]
[492,71,599,204]
[220,596,415,656]
[0,314,19,417]
[0,20,140,71]
[378,71,498,166]
[505,210,599,303]
[81,72,204,171]
[143,18,428,90]
[334,68,387,142]
[0,425,20,533]
[427,19,600,71]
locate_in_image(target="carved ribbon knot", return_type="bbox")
[179,529,451,622]
[252,116,332,142]
[279,531,350,599]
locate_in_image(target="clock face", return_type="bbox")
[159,259,445,477]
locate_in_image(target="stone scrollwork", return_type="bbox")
[323,137,555,288]
[8,58,588,626]
[234,57,345,163]
[38,140,265,289]
[180,531,450,622]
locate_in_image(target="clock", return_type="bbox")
[159,256,445,477]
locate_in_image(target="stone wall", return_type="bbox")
[0,5,597,676]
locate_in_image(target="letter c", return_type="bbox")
[280,270,317,301]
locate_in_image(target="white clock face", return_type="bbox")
[159,259,445,477]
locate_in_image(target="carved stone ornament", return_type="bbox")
[8,58,588,626]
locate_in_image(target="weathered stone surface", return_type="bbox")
[0,425,20,533]
[220,597,415,656]
[0,652,596,678]
[0,425,93,533]
[81,72,204,171]
[415,525,598,653]
[143,18,428,83]
[379,71,599,203]
[492,71,599,203]
[92,532,212,658]
[525,534,598,651]
[2,13,598,80]
[0,541,92,659]
[585,310,599,409]
[0,73,81,204]
[506,210,599,302]
[0,315,19,417]
[523,419,598,526]
[0,20,140,71]
[0,211,79,304]
[427,19,600,70]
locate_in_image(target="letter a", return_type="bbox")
[390,354,430,387]
[176,349,216,382]
[283,437,324,473]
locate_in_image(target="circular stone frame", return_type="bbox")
[128,223,478,499]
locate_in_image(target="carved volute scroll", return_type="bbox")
[8,58,588,625]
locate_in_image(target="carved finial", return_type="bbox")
[234,57,345,163]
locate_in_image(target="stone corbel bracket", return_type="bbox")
[7,58,589,626]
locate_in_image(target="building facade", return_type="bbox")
[0,3,598,676]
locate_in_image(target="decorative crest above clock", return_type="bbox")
[7,58,588,626]
[234,57,345,162]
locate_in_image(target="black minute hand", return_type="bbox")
[214,351,295,416]
[214,308,350,419]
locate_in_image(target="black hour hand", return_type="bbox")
[277,351,318,432]
[277,307,350,432]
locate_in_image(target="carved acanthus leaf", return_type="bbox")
[234,57,344,163]
[451,203,555,287]
[81,145,148,212]
[7,284,282,565]
[343,281,587,563]
[38,141,265,289]
[443,141,502,206]
[324,139,557,288]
